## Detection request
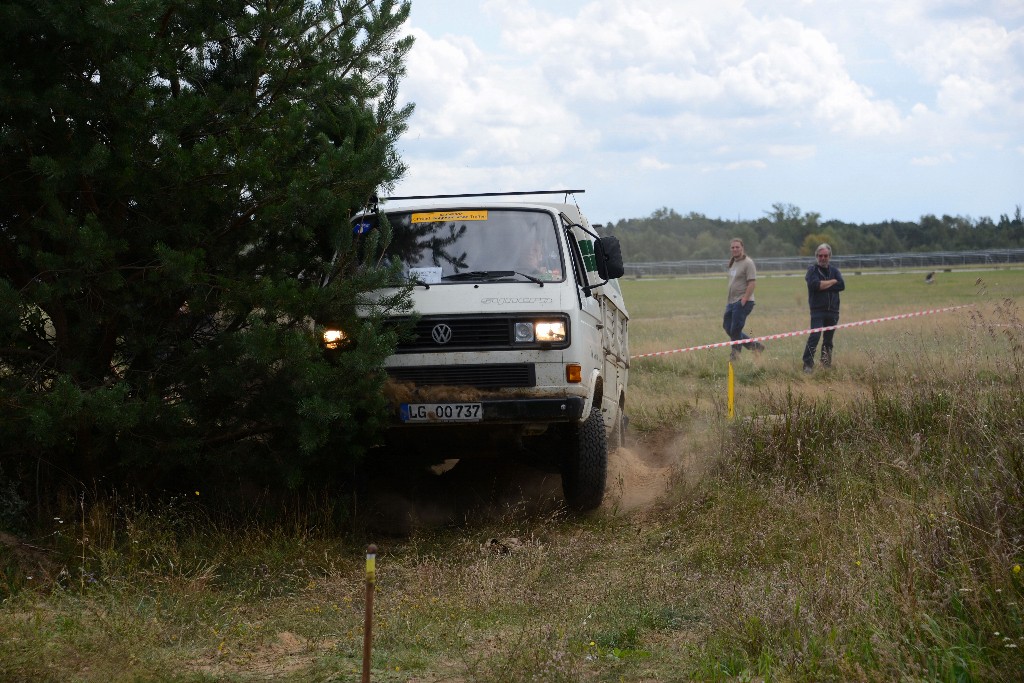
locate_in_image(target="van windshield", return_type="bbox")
[378,208,564,283]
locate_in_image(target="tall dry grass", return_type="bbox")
[0,269,1022,681]
[712,303,1024,680]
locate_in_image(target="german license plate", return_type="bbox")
[401,403,483,423]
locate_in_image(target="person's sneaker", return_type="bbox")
[821,349,832,368]
[729,348,739,362]
[753,341,766,354]
[803,363,814,374]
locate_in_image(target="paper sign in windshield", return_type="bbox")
[411,210,488,223]
[408,267,442,284]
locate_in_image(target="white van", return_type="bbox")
[336,191,629,511]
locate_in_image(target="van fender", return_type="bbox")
[581,368,602,421]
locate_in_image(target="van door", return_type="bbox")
[601,293,625,416]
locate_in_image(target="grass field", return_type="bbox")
[625,267,1024,433]
[626,268,991,358]
[1,267,1022,682]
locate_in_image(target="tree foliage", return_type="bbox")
[0,0,415,489]
[604,204,1024,262]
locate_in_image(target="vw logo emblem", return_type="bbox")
[431,323,453,345]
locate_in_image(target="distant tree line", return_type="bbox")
[603,203,1024,262]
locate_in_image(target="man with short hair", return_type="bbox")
[802,243,845,373]
[723,238,764,361]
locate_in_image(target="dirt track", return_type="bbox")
[361,429,697,535]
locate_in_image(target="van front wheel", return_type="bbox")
[561,406,608,511]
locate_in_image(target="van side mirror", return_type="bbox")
[594,236,624,280]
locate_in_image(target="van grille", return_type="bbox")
[394,315,511,352]
[387,364,536,388]
[393,314,568,352]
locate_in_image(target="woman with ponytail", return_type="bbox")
[723,238,765,361]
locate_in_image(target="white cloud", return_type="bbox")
[767,144,817,160]
[911,152,955,165]
[903,19,1017,81]
[485,1,903,138]
[636,156,672,171]
[896,18,1024,122]
[700,160,769,173]
[400,29,598,169]
[396,0,1024,223]
[935,74,1004,118]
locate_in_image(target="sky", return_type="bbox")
[387,0,1024,227]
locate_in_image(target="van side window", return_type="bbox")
[566,233,593,293]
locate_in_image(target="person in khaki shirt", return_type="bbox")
[723,238,765,361]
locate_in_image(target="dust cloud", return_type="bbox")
[601,445,675,512]
[602,427,719,512]
[359,427,715,535]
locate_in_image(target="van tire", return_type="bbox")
[561,406,608,511]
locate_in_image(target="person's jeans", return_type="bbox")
[723,300,755,352]
[803,311,838,367]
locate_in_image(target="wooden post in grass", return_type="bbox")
[362,544,377,683]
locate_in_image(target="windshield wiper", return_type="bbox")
[513,271,545,286]
[440,270,545,286]
[441,270,515,281]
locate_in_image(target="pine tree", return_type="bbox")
[0,0,414,488]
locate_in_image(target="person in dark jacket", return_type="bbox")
[803,243,845,373]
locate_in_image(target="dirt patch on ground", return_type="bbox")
[359,457,564,535]
[0,531,60,587]
[191,631,335,679]
[357,423,718,534]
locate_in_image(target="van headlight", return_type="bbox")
[514,319,567,345]
[535,321,567,343]
[323,328,348,350]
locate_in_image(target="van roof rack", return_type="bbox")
[381,189,584,201]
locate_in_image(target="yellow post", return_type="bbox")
[362,544,377,683]
[727,361,735,420]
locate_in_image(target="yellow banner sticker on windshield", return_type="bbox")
[411,210,488,223]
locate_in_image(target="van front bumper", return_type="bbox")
[393,396,585,425]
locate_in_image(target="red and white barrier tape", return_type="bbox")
[631,305,973,360]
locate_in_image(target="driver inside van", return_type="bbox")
[524,240,562,281]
